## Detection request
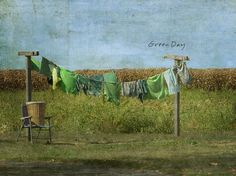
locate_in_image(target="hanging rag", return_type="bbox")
[121,80,148,103]
[136,80,148,103]
[103,71,121,105]
[176,61,192,85]
[121,81,137,97]
[87,74,104,96]
[59,68,78,94]
[163,68,180,95]
[76,74,89,95]
[144,73,169,100]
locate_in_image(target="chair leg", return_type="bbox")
[16,126,23,142]
[29,121,33,144]
[36,128,41,142]
[49,127,52,143]
[48,118,52,143]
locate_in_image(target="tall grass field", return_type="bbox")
[0,88,235,136]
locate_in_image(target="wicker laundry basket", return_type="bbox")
[26,101,45,126]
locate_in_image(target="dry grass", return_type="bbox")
[0,70,49,90]
[0,68,236,91]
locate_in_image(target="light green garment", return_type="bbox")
[31,58,41,72]
[163,68,180,95]
[144,73,169,100]
[176,61,192,85]
[103,71,121,105]
[52,67,61,90]
[59,68,78,94]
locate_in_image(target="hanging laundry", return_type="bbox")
[121,80,148,103]
[52,67,61,90]
[144,73,169,100]
[103,71,121,105]
[31,57,41,72]
[47,77,53,85]
[31,57,54,85]
[59,68,78,94]
[87,74,104,96]
[40,57,57,78]
[163,68,180,95]
[136,80,148,103]
[121,81,137,97]
[76,74,89,95]
[176,61,192,85]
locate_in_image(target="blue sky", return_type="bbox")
[0,0,236,70]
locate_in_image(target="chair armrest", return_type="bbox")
[20,116,32,120]
[45,116,52,119]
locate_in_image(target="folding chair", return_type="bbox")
[16,104,53,144]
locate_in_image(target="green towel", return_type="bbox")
[144,73,169,100]
[103,71,121,105]
[59,68,78,94]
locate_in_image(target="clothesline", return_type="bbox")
[30,56,192,105]
[32,56,190,84]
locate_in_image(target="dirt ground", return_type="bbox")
[0,161,165,176]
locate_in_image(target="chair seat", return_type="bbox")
[36,125,53,128]
[23,125,53,128]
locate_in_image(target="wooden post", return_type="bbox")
[18,51,39,102]
[26,56,32,102]
[174,60,180,136]
[26,56,32,142]
[163,54,190,137]
[18,51,39,142]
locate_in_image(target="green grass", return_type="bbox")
[0,132,236,175]
[0,89,235,135]
[0,89,235,175]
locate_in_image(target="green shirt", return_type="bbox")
[144,73,169,100]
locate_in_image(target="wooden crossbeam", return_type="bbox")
[163,54,190,61]
[18,51,39,56]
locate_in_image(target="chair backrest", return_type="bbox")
[21,104,30,126]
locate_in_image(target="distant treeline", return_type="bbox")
[0,68,236,91]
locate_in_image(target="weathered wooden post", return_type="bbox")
[163,54,190,137]
[18,51,39,102]
[18,51,39,142]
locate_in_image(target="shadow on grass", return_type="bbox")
[0,153,235,176]
[0,139,16,144]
